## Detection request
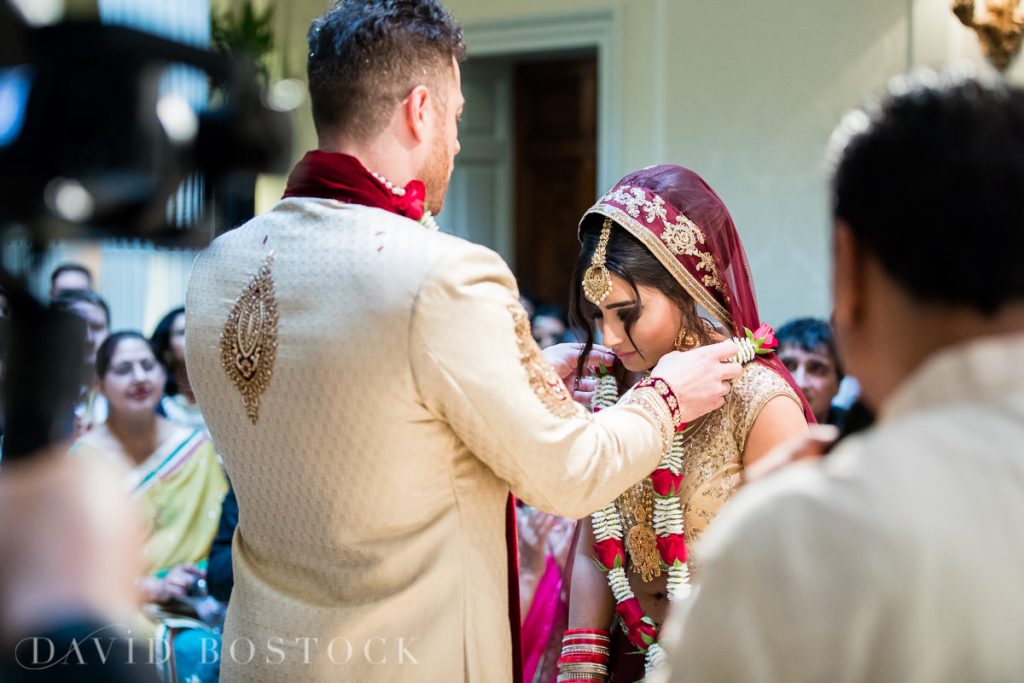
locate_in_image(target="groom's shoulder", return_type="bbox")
[191,200,516,297]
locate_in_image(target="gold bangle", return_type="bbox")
[558,663,609,674]
[560,647,610,656]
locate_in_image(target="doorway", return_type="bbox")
[444,51,597,312]
[513,55,597,309]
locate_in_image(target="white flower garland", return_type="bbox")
[419,209,439,232]
[589,330,766,679]
[590,372,692,677]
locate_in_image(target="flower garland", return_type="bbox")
[589,325,777,678]
[419,209,440,232]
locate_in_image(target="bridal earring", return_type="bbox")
[674,325,699,352]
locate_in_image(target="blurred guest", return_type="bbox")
[0,448,158,682]
[531,305,569,349]
[50,289,110,433]
[150,306,205,432]
[517,503,573,683]
[776,317,847,428]
[71,331,227,683]
[49,262,93,298]
[0,298,7,455]
[652,70,1024,683]
[519,293,536,320]
[205,484,238,603]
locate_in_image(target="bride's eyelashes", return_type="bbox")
[592,309,635,323]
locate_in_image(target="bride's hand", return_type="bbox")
[541,343,615,404]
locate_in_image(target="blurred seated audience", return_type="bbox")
[49,289,110,434]
[776,317,848,428]
[70,331,227,683]
[150,306,206,433]
[49,262,94,299]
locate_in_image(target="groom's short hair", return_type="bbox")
[307,0,465,143]
[829,70,1024,316]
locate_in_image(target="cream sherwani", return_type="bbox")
[650,333,1024,683]
[185,198,671,682]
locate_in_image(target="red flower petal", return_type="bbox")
[650,468,684,496]
[615,597,644,625]
[592,538,626,570]
[656,533,688,564]
[394,180,426,220]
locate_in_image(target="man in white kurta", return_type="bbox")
[650,70,1024,682]
[651,334,1024,683]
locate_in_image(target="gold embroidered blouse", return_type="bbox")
[677,362,799,555]
[625,362,800,578]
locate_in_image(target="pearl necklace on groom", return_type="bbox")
[371,170,440,232]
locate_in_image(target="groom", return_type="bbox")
[186,1,741,681]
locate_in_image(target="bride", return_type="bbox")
[554,165,814,682]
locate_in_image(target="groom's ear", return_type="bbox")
[402,85,433,144]
[831,220,861,336]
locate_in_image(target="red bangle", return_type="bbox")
[562,628,610,637]
[635,376,686,431]
[557,628,610,682]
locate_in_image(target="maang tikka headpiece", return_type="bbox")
[583,218,614,305]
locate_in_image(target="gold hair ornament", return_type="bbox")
[582,218,614,305]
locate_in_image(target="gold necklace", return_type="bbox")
[616,477,661,582]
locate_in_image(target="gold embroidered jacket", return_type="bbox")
[185,198,671,683]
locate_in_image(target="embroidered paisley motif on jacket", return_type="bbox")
[221,252,279,424]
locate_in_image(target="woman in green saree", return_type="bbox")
[72,331,227,683]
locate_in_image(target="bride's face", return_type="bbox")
[594,274,683,372]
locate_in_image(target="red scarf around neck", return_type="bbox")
[282,150,427,221]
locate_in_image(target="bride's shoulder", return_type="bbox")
[725,363,798,423]
[733,362,793,396]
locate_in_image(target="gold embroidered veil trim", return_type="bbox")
[584,203,732,329]
[221,252,279,424]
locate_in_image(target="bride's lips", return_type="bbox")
[615,351,636,361]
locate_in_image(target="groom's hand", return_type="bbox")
[541,342,616,405]
[650,339,743,424]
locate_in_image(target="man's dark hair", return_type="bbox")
[150,306,185,395]
[50,262,93,289]
[775,317,843,379]
[307,0,465,142]
[50,288,111,327]
[831,70,1024,315]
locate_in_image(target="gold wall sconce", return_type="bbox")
[953,0,1024,71]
